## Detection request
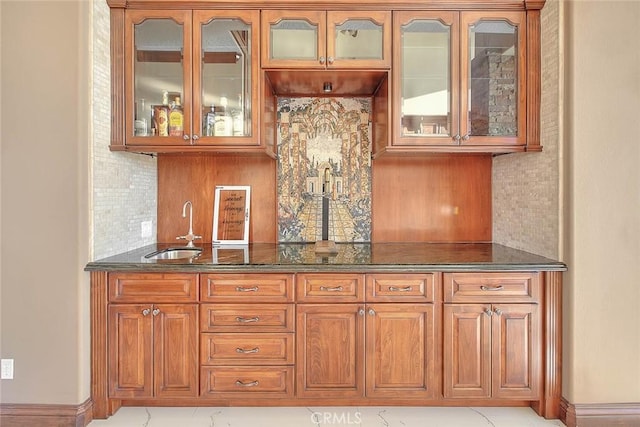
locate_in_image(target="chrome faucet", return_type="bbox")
[176,200,201,248]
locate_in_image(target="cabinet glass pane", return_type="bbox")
[201,19,252,137]
[270,20,318,60]
[468,20,518,137]
[400,20,451,137]
[134,19,184,138]
[335,19,383,60]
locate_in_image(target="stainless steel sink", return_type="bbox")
[144,247,202,260]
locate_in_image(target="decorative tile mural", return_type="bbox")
[277,97,372,242]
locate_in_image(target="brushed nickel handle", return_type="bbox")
[236,316,259,323]
[236,347,259,354]
[142,308,151,316]
[388,286,412,292]
[192,134,200,141]
[327,56,334,64]
[462,133,470,141]
[368,308,376,316]
[453,134,461,143]
[480,285,504,291]
[236,286,259,292]
[319,285,343,292]
[319,56,326,64]
[494,308,503,316]
[235,380,259,387]
[152,308,160,316]
[484,309,493,317]
[183,134,190,141]
[358,308,365,316]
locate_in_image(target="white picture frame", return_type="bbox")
[212,185,250,245]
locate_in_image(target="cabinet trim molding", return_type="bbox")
[560,398,640,427]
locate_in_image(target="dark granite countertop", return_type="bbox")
[85,242,566,273]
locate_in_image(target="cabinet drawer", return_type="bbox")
[366,273,438,302]
[201,274,294,302]
[443,272,540,303]
[201,333,294,365]
[200,304,295,332]
[108,273,198,303]
[296,273,365,302]
[201,366,294,397]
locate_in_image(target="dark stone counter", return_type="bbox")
[85,242,566,273]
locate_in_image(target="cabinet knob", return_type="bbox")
[484,308,493,317]
[358,308,365,316]
[142,308,151,316]
[152,308,160,316]
[494,308,503,316]
[368,308,376,316]
[462,133,470,141]
[319,56,326,65]
[453,134,461,143]
[183,134,190,141]
[327,56,334,64]
[192,135,200,144]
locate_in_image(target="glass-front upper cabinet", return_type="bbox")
[393,11,525,150]
[461,12,526,146]
[193,10,259,146]
[261,10,390,69]
[122,10,260,150]
[125,10,192,146]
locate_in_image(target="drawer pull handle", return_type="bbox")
[480,285,504,291]
[236,347,260,354]
[235,380,259,387]
[319,285,343,292]
[388,286,412,292]
[236,316,260,323]
[235,286,259,292]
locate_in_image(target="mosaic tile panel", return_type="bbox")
[277,97,372,242]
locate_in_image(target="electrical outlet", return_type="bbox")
[1,359,14,379]
[141,220,153,238]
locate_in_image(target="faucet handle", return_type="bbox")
[176,233,202,248]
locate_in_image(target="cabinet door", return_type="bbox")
[492,304,540,399]
[108,304,153,398]
[296,304,365,398]
[261,10,326,69]
[153,304,199,398]
[460,12,526,146]
[365,303,437,398]
[124,10,192,146]
[193,10,260,146]
[443,304,491,398]
[393,11,459,146]
[327,11,391,69]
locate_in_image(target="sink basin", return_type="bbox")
[145,247,202,260]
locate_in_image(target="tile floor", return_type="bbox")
[88,406,566,426]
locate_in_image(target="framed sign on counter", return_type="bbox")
[212,185,250,244]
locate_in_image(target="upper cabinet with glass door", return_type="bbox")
[261,10,391,69]
[116,10,263,153]
[390,11,526,154]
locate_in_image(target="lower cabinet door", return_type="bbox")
[201,366,294,398]
[296,304,365,398]
[153,304,199,398]
[365,303,437,398]
[108,304,154,398]
[443,304,492,398]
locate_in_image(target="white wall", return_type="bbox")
[563,0,640,403]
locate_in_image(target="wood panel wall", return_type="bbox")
[157,153,492,244]
[371,154,492,242]
[158,153,277,243]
